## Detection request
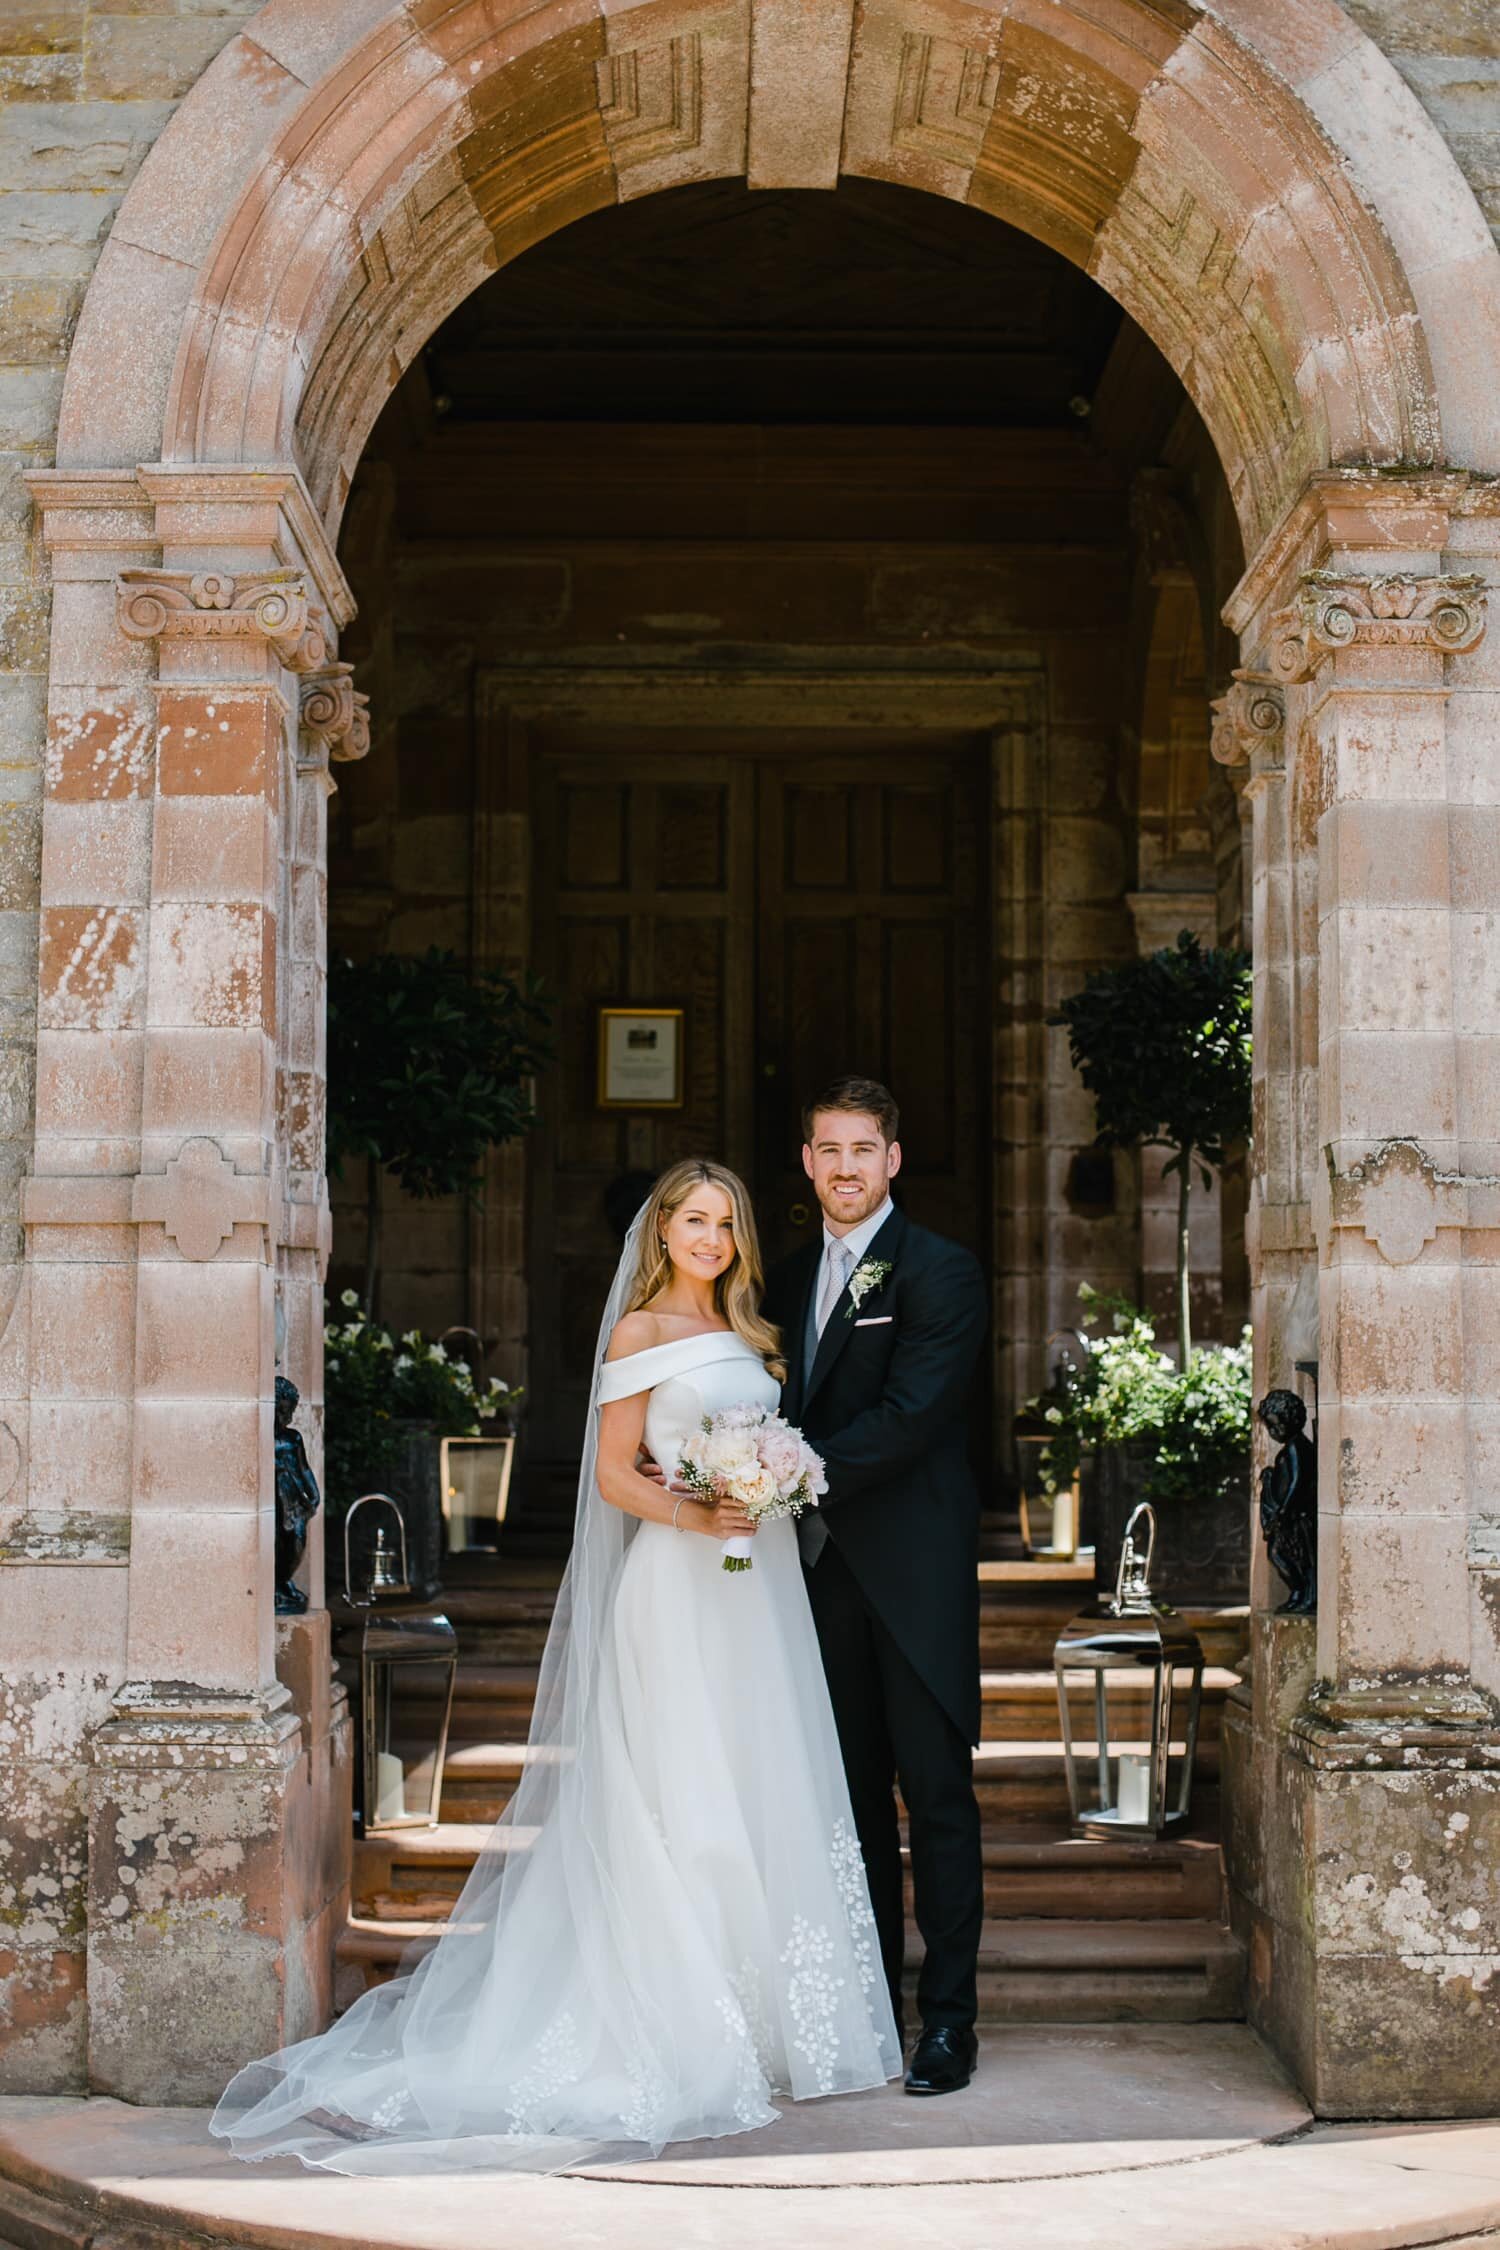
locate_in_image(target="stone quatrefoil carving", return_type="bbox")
[1270,570,1488,682]
[131,1137,273,1262]
[1210,672,1284,767]
[116,568,333,675]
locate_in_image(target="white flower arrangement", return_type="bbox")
[676,1405,827,1574]
[844,1257,893,1318]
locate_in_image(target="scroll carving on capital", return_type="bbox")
[1210,672,1283,767]
[1270,570,1487,683]
[116,569,332,673]
[299,663,370,774]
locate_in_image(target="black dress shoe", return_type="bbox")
[903,2024,977,2096]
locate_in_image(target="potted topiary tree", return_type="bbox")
[1049,929,1251,1369]
[1047,933,1253,1601]
[324,948,552,1593]
[328,948,553,1317]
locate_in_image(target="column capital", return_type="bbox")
[116,567,332,673]
[298,662,371,777]
[1210,671,1284,766]
[134,462,354,629]
[1269,569,1487,684]
[1224,468,1477,640]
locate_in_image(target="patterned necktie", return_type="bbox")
[816,1240,852,1340]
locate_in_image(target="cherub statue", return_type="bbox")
[1256,1387,1316,1615]
[274,1375,322,1615]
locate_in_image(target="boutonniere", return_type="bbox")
[845,1259,893,1318]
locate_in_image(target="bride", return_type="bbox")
[212,1158,901,2174]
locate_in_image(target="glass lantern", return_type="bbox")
[1053,1502,1204,1838]
[440,1434,515,1555]
[1014,1422,1081,1562]
[335,1493,458,1837]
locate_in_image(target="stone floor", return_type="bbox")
[7,2027,1500,2249]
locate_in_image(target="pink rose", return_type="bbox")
[757,1421,805,1490]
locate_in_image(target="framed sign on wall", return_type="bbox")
[597,1006,685,1110]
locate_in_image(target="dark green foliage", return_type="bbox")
[327,949,553,1200]
[322,1300,524,1516]
[1026,1288,1251,1505]
[1050,931,1251,1362]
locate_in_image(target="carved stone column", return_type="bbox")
[1220,475,1500,2116]
[24,467,354,2101]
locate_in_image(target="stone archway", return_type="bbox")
[18,0,1500,2117]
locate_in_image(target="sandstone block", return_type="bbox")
[37,902,143,1031]
[33,1024,141,1139]
[0,277,79,362]
[134,1255,267,1401]
[0,583,48,672]
[0,192,113,281]
[141,1022,269,1137]
[0,97,173,192]
[132,1392,262,1513]
[27,1395,130,1514]
[39,798,146,911]
[82,12,240,102]
[0,48,79,97]
[86,1709,306,2102]
[123,1505,271,1686]
[146,899,270,1032]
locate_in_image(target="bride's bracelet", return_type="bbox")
[671,1495,687,1531]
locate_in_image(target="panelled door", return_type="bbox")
[755,742,986,1271]
[527,729,987,1464]
[529,732,756,1461]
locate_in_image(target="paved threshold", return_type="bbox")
[5,2028,1500,2250]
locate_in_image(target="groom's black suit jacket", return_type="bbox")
[766,1205,987,1745]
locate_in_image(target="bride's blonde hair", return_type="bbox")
[627,1159,786,1381]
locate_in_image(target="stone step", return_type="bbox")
[937,1918,1245,2025]
[432,1731,1222,1826]
[433,1662,1239,1745]
[337,1912,1243,2025]
[352,1820,1224,1927]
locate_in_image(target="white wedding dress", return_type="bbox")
[212,1301,899,2176]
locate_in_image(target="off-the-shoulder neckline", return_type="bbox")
[604,1328,755,1370]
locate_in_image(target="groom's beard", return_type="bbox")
[816,1179,886,1227]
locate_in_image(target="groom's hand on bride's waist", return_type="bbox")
[634,1450,693,1499]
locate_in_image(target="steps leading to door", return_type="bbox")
[340,1554,1249,2025]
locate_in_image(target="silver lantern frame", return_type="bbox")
[337,1493,458,1838]
[1053,1501,1205,1839]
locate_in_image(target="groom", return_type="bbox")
[766,1076,986,2096]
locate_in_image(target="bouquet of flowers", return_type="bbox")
[676,1404,827,1574]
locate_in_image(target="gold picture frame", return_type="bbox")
[597,1006,685,1110]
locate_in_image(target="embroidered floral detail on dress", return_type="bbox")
[504,2011,584,2133]
[779,1916,844,2093]
[619,2034,672,2143]
[829,1818,878,1993]
[729,1957,778,2078]
[715,1987,774,2127]
[367,2090,414,2132]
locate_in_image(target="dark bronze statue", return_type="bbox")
[1256,1387,1316,1615]
[274,1375,322,1615]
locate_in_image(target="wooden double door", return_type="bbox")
[528,727,989,1462]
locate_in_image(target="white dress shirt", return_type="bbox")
[814,1196,894,1338]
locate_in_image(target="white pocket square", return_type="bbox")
[854,1315,893,1327]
